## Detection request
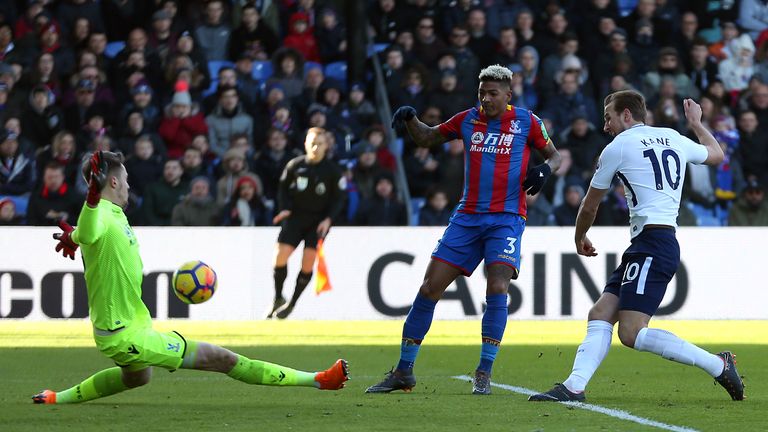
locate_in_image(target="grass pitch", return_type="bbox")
[1,320,765,432]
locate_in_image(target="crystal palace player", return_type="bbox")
[529,91,744,402]
[33,151,348,405]
[366,65,562,395]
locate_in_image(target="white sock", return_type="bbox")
[563,320,614,393]
[634,328,724,377]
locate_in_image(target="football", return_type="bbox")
[172,261,218,304]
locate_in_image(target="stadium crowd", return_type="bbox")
[1,0,768,228]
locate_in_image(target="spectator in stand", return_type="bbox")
[428,69,465,121]
[63,78,108,137]
[508,63,537,110]
[206,85,253,158]
[728,177,768,226]
[180,146,214,185]
[382,45,406,99]
[171,30,211,90]
[36,131,79,187]
[195,0,231,61]
[687,38,719,95]
[553,183,585,226]
[514,8,537,47]
[0,129,35,197]
[294,64,325,124]
[355,172,407,226]
[534,10,570,61]
[643,47,699,100]
[26,162,80,226]
[674,12,700,69]
[390,66,429,117]
[141,158,187,226]
[738,0,768,39]
[737,110,768,187]
[64,65,115,109]
[369,0,403,44]
[517,45,540,92]
[540,147,582,209]
[22,52,61,100]
[347,82,377,131]
[466,8,498,67]
[361,124,395,172]
[560,114,606,181]
[540,32,582,98]
[404,146,438,198]
[3,115,33,157]
[628,19,661,75]
[412,16,446,69]
[158,82,208,159]
[254,128,300,201]
[35,22,75,81]
[283,11,320,63]
[216,148,260,207]
[221,175,271,226]
[171,176,219,226]
[164,53,208,101]
[124,135,164,201]
[394,29,416,66]
[117,109,165,156]
[147,9,177,66]
[595,181,630,226]
[493,26,518,68]
[118,83,161,133]
[85,31,110,72]
[542,70,599,134]
[718,35,756,93]
[448,24,480,98]
[0,197,22,225]
[229,3,279,61]
[57,0,104,38]
[352,142,386,201]
[233,55,263,109]
[418,187,451,227]
[267,48,305,102]
[316,7,346,64]
[21,84,62,150]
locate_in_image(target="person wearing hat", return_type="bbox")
[119,82,160,131]
[0,128,36,196]
[268,127,345,319]
[21,84,63,149]
[148,9,177,65]
[221,174,271,226]
[0,197,21,225]
[37,21,75,79]
[718,34,756,92]
[709,20,741,61]
[283,11,320,63]
[158,81,208,159]
[170,175,219,226]
[429,68,465,119]
[729,177,768,226]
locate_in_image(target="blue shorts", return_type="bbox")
[604,227,680,316]
[431,212,525,276]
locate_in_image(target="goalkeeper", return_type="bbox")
[33,151,348,405]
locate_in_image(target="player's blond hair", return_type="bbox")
[478,65,513,87]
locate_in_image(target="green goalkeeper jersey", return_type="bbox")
[72,199,151,331]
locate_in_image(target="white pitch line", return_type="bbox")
[452,375,699,432]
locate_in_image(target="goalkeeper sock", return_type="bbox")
[563,320,613,393]
[634,327,724,377]
[273,265,288,299]
[289,271,313,304]
[227,355,317,387]
[477,294,507,374]
[55,367,129,403]
[397,294,437,371]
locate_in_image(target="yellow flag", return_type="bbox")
[315,238,332,294]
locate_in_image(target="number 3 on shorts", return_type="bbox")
[504,237,517,254]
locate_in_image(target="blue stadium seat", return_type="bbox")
[411,197,426,226]
[207,60,235,79]
[367,43,389,57]
[251,61,274,81]
[690,203,721,226]
[304,61,322,76]
[202,79,219,98]
[324,61,347,85]
[0,194,29,216]
[104,41,125,59]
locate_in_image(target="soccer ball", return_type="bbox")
[172,261,218,304]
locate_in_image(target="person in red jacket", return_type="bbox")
[158,81,208,159]
[283,12,320,63]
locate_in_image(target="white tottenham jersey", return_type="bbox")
[591,124,708,238]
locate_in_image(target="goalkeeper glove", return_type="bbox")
[53,220,78,260]
[86,151,108,207]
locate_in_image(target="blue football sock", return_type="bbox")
[397,294,437,371]
[477,294,508,374]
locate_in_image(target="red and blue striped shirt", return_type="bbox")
[437,105,551,216]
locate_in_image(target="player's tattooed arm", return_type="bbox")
[540,141,562,174]
[405,118,446,148]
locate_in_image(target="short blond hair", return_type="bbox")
[478,65,513,87]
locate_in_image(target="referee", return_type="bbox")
[268,127,345,319]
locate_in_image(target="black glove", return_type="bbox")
[522,163,552,195]
[391,106,416,130]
